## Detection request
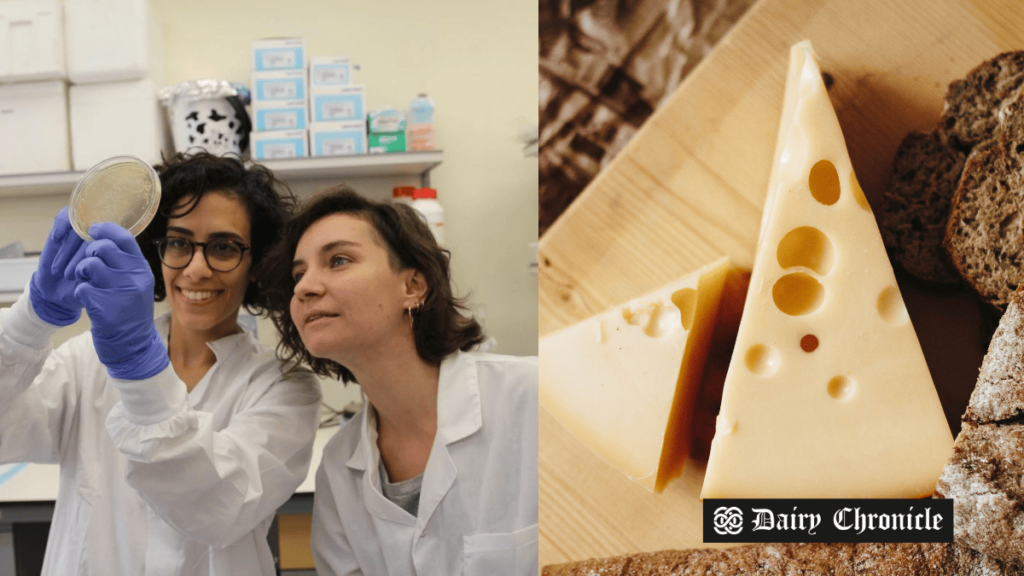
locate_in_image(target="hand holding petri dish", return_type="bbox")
[69,155,161,241]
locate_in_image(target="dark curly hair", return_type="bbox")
[137,152,297,314]
[260,185,485,381]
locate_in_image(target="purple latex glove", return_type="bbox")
[74,222,168,380]
[29,207,88,326]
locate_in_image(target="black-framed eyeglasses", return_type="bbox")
[152,237,251,272]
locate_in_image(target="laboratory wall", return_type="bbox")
[0,0,539,370]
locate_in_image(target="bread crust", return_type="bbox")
[541,543,1024,575]
[940,51,1024,150]
[943,105,1024,309]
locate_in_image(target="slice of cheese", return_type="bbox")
[700,41,953,499]
[540,257,729,493]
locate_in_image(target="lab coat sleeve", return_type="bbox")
[311,462,363,576]
[106,362,321,549]
[0,290,81,464]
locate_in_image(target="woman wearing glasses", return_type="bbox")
[261,187,538,575]
[0,152,320,575]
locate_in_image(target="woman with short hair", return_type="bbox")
[262,186,538,575]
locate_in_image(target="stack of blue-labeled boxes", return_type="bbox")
[308,56,367,157]
[249,38,309,160]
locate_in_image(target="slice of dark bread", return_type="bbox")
[940,51,1024,150]
[878,52,1024,286]
[963,287,1024,423]
[935,286,1024,566]
[943,94,1024,308]
[936,423,1024,567]
[541,543,1023,575]
[879,130,966,283]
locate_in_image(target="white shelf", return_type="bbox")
[0,151,443,199]
[261,151,442,180]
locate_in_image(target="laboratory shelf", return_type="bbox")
[0,151,443,199]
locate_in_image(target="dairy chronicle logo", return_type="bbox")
[713,506,744,536]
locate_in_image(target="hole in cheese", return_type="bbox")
[851,173,871,211]
[808,159,840,206]
[744,344,780,376]
[777,226,835,275]
[877,286,909,325]
[621,302,680,339]
[827,375,855,401]
[671,288,698,331]
[800,334,819,352]
[772,272,825,316]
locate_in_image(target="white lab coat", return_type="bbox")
[0,292,321,576]
[311,350,539,576]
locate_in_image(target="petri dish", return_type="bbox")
[69,155,161,241]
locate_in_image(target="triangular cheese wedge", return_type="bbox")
[700,41,953,499]
[541,257,729,493]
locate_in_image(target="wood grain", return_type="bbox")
[539,0,1024,566]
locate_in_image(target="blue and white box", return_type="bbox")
[311,85,364,123]
[251,99,308,131]
[309,57,352,88]
[251,129,307,160]
[310,121,366,156]
[251,37,305,72]
[251,69,307,102]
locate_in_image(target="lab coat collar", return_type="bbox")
[155,312,254,362]
[345,352,483,528]
[435,350,483,444]
[156,312,257,404]
[345,350,484,473]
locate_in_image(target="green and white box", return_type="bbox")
[310,121,366,156]
[367,108,407,154]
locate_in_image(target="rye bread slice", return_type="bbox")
[963,287,1024,423]
[943,88,1024,309]
[940,51,1024,150]
[541,543,1023,575]
[934,286,1024,566]
[879,130,966,283]
[936,423,1024,567]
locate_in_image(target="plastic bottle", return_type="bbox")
[392,186,416,205]
[410,187,445,246]
[408,94,435,151]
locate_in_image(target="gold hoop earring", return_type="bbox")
[407,300,424,329]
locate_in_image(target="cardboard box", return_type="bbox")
[310,121,366,156]
[310,85,364,123]
[70,78,167,170]
[251,69,307,102]
[277,513,315,570]
[309,56,352,88]
[64,0,161,84]
[251,37,305,72]
[368,132,406,154]
[250,129,307,160]
[0,0,65,82]
[368,108,406,134]
[251,100,308,132]
[0,80,70,175]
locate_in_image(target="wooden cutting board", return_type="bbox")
[539,0,1024,567]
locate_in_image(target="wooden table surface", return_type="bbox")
[539,0,1024,566]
